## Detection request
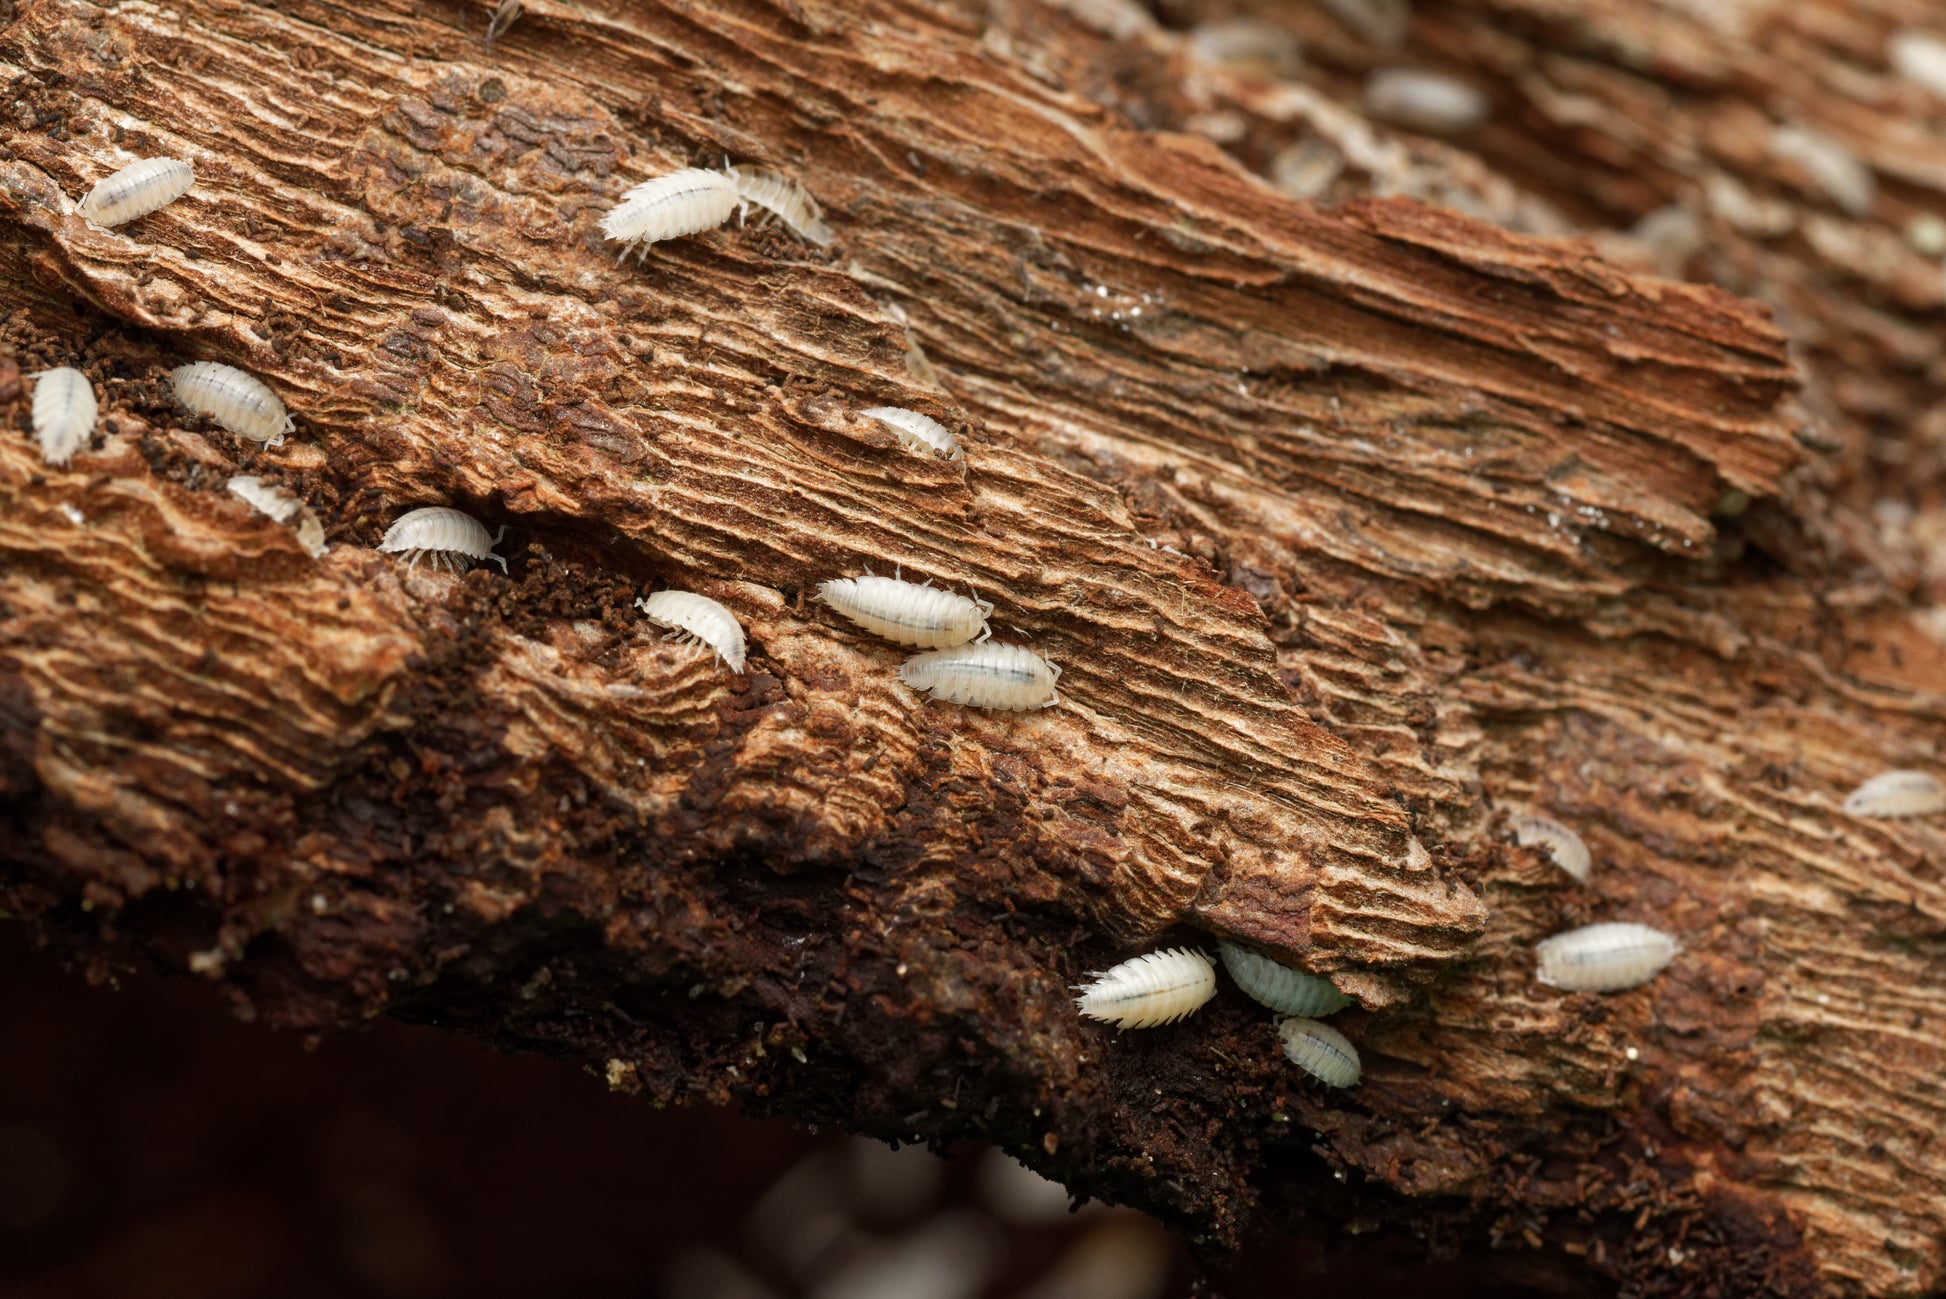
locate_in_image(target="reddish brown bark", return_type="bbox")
[3,0,1944,1293]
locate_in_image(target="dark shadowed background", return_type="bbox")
[0,928,1596,1299]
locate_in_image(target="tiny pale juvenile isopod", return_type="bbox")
[1278,1016,1361,1088]
[379,506,506,573]
[1767,126,1875,218]
[75,157,194,227]
[1509,813,1591,884]
[171,361,294,446]
[1890,30,1946,100]
[1842,769,1946,818]
[227,476,327,557]
[1073,948,1216,1029]
[1363,69,1489,134]
[1188,19,1303,78]
[860,406,963,462]
[1217,942,1351,1018]
[1534,922,1679,994]
[599,168,745,262]
[817,573,992,648]
[30,367,96,466]
[636,590,747,672]
[899,642,1059,711]
[729,167,833,247]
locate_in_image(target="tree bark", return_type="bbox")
[2,0,1942,1293]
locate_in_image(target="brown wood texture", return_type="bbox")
[1,0,1942,1293]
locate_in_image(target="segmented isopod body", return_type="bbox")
[1535,922,1678,994]
[599,168,743,262]
[1363,69,1489,134]
[171,362,293,445]
[1073,948,1215,1029]
[637,590,747,672]
[729,167,832,247]
[228,476,327,557]
[76,157,194,227]
[379,506,506,573]
[818,573,992,648]
[1890,30,1946,100]
[1509,813,1591,884]
[899,642,1059,710]
[30,367,96,466]
[1278,1016,1361,1088]
[1768,126,1875,217]
[1843,769,1946,818]
[861,407,963,462]
[1217,942,1351,1017]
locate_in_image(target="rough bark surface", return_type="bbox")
[1,0,1943,1294]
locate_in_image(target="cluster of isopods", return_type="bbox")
[1506,810,1681,994]
[1072,943,1361,1089]
[29,151,1051,706]
[34,73,1945,1121]
[817,572,1060,710]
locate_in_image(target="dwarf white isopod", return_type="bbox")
[1767,126,1875,218]
[1278,1016,1360,1088]
[1842,769,1946,818]
[860,406,963,462]
[1509,813,1592,884]
[1363,69,1489,134]
[171,361,294,446]
[817,573,992,648]
[76,157,194,227]
[637,590,747,672]
[1890,30,1946,100]
[599,168,744,262]
[1189,19,1303,77]
[228,476,328,557]
[729,167,832,247]
[1073,948,1216,1029]
[379,506,506,573]
[30,367,96,467]
[898,642,1059,711]
[1217,942,1351,1017]
[1534,922,1679,994]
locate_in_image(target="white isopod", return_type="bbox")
[30,367,96,466]
[1890,30,1946,100]
[171,361,294,445]
[899,642,1059,711]
[1842,769,1946,818]
[729,167,833,247]
[1073,948,1216,1029]
[1278,1016,1361,1088]
[817,573,992,648]
[1768,125,1875,218]
[75,157,194,227]
[1217,942,1351,1017]
[1509,813,1592,884]
[860,407,963,462]
[1534,922,1679,994]
[637,590,747,672]
[227,476,328,557]
[599,167,745,262]
[379,506,506,573]
[1363,69,1490,134]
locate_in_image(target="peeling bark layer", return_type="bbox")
[2,0,1944,1294]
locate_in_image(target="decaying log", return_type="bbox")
[2,0,1944,1293]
